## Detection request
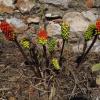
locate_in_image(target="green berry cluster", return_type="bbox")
[61,22,70,40]
[20,38,30,49]
[51,58,60,70]
[38,38,47,46]
[48,38,56,53]
[84,24,96,41]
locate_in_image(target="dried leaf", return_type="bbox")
[9,96,16,100]
[96,75,100,85]
[49,85,56,100]
[91,63,100,72]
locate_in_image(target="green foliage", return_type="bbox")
[61,22,70,40]
[51,58,60,70]
[84,24,96,41]
[48,38,56,53]
[91,63,100,72]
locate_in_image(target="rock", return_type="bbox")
[45,12,62,19]
[0,0,15,8]
[27,17,40,24]
[94,0,100,7]
[39,0,72,9]
[25,25,36,40]
[16,0,35,13]
[82,9,98,22]
[6,17,28,33]
[72,40,100,53]
[0,15,4,20]
[63,12,90,33]
[68,0,86,9]
[0,4,14,14]
[87,40,100,52]
[46,21,61,37]
[72,44,84,53]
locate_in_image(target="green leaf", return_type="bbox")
[91,63,100,72]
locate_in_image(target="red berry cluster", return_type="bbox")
[38,28,48,40]
[96,19,100,32]
[0,21,15,41]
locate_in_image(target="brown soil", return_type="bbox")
[0,41,100,100]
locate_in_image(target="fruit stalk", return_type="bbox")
[14,38,30,62]
[77,34,98,67]
[59,39,65,65]
[43,45,49,67]
[30,46,42,77]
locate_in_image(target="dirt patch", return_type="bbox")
[0,42,100,100]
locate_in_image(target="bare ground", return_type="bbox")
[0,41,100,100]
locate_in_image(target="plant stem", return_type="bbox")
[77,34,98,67]
[43,45,49,67]
[83,41,87,53]
[82,35,98,61]
[14,38,29,62]
[14,38,39,76]
[59,39,65,65]
[30,46,42,77]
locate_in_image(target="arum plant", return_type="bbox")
[59,22,70,65]
[37,27,49,67]
[0,20,30,63]
[76,19,100,67]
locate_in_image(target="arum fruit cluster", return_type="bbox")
[0,21,15,41]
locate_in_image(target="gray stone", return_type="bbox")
[63,12,90,33]
[82,9,98,22]
[72,40,100,53]
[46,21,61,37]
[27,17,40,24]
[16,0,35,13]
[0,0,15,8]
[39,0,72,9]
[94,0,100,7]
[6,17,28,33]
[68,0,86,9]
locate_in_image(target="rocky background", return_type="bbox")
[0,0,100,52]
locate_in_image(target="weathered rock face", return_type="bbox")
[27,17,40,24]
[6,17,28,33]
[94,0,100,7]
[63,12,90,33]
[16,0,35,13]
[39,0,72,9]
[0,0,99,53]
[82,9,98,22]
[0,0,15,8]
[46,22,61,37]
[0,0,15,13]
[72,40,100,53]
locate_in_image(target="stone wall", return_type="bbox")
[0,0,100,52]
